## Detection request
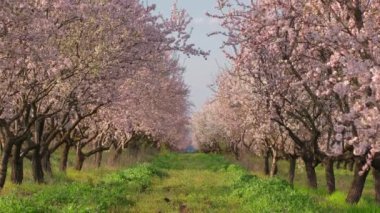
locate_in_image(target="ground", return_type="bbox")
[129,154,242,212]
[0,153,378,212]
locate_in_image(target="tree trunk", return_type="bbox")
[42,152,52,176]
[372,167,380,204]
[0,142,13,188]
[31,146,44,183]
[270,151,278,177]
[303,157,318,189]
[75,151,85,171]
[264,151,270,175]
[346,158,370,204]
[60,143,70,172]
[288,156,296,186]
[112,147,122,165]
[95,150,102,168]
[11,142,23,184]
[348,160,354,172]
[325,158,336,194]
[233,150,240,160]
[343,160,348,170]
[336,160,341,169]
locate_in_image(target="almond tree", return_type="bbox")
[208,0,380,203]
[210,0,333,189]
[303,0,380,203]
[0,0,205,187]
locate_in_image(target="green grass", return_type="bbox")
[230,153,380,212]
[129,153,321,213]
[0,153,378,212]
[0,163,162,213]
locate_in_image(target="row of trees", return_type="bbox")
[193,0,380,204]
[0,0,204,188]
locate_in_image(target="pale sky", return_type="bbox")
[141,0,229,112]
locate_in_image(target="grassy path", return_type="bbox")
[129,154,241,212]
[128,154,380,213]
[127,154,319,213]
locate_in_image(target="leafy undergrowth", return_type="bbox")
[0,164,164,213]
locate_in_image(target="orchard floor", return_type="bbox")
[128,154,242,212]
[128,153,379,213]
[0,153,378,212]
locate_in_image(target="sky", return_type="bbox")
[141,0,229,112]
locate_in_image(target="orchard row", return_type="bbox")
[193,0,380,204]
[0,1,204,188]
